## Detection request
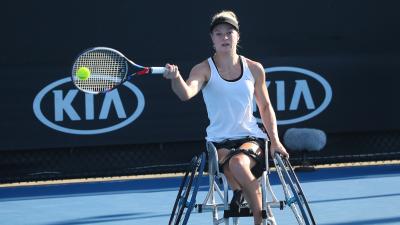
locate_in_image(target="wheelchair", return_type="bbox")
[169,140,316,225]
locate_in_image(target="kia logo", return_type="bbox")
[255,66,332,125]
[33,77,145,135]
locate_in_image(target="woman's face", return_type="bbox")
[210,23,239,53]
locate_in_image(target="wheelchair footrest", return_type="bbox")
[224,208,267,218]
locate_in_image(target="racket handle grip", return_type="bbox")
[151,67,166,74]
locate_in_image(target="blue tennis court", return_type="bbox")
[1,164,399,225]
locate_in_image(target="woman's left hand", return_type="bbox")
[270,141,289,158]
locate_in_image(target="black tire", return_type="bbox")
[169,166,191,225]
[275,153,316,225]
[169,153,206,225]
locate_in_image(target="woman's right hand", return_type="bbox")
[163,63,180,80]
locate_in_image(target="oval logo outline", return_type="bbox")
[261,66,332,125]
[33,77,145,135]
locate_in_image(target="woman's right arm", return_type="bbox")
[163,62,209,101]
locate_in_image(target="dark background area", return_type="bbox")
[1,0,399,183]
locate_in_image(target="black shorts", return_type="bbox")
[212,136,266,151]
[212,136,266,178]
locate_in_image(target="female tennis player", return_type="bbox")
[164,10,289,225]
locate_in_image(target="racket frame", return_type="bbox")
[71,47,165,94]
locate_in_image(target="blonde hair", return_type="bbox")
[210,10,239,32]
[211,10,239,25]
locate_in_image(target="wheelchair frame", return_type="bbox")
[169,140,316,225]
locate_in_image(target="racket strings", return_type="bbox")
[73,50,127,93]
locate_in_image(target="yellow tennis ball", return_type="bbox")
[76,67,91,80]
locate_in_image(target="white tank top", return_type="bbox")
[202,56,267,142]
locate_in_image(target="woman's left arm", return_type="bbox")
[250,60,289,158]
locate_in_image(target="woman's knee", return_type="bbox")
[228,154,250,172]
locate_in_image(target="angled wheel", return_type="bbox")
[169,152,206,225]
[274,153,316,225]
[283,155,316,225]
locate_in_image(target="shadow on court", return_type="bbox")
[43,212,171,225]
[0,164,399,225]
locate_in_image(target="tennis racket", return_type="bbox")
[71,47,165,94]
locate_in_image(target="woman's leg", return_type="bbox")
[217,142,264,224]
[217,148,241,191]
[228,142,263,225]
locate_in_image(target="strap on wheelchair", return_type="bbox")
[219,148,266,178]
